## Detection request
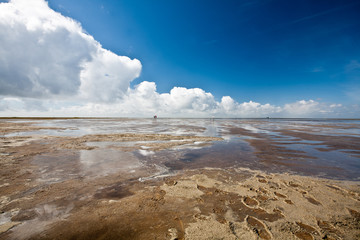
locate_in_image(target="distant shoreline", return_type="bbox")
[1,117,360,121]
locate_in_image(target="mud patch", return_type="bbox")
[94,184,133,199]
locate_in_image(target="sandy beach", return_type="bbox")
[1,118,359,240]
[2,0,360,239]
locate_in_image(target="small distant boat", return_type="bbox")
[153,115,157,119]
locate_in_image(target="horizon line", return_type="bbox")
[1,117,359,120]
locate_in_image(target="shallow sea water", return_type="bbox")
[6,118,360,180]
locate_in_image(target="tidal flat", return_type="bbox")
[0,118,359,239]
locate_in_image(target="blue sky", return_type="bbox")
[48,0,360,105]
[0,0,359,117]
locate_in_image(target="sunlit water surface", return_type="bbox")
[5,118,360,180]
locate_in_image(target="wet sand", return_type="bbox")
[1,118,359,239]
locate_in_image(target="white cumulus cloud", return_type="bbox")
[0,0,355,118]
[283,100,320,116]
[282,100,351,117]
[0,0,141,100]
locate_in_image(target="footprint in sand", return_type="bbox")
[293,222,320,240]
[317,220,341,237]
[347,208,360,220]
[258,187,268,194]
[298,190,321,205]
[274,192,287,198]
[296,222,319,236]
[243,197,259,207]
[326,184,341,191]
[294,231,313,240]
[267,181,280,189]
[258,178,268,183]
[256,194,270,202]
[246,216,272,240]
[288,182,313,197]
[256,175,267,183]
[288,181,300,188]
[327,185,360,202]
[273,191,296,205]
[304,195,322,206]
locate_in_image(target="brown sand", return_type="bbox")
[0,120,359,239]
[1,166,359,239]
[0,121,66,135]
[57,133,221,151]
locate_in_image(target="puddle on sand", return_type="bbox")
[6,118,360,182]
[32,151,81,183]
[135,138,257,171]
[79,149,142,178]
[280,143,360,180]
[32,148,142,182]
[133,134,359,180]
[7,203,73,240]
